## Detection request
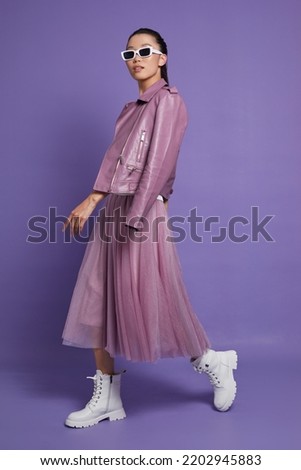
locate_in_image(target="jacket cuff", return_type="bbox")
[125,215,144,231]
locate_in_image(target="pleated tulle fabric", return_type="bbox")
[62,194,210,362]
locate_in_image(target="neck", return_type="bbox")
[138,75,162,95]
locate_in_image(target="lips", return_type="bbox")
[133,66,144,73]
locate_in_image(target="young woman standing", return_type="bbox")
[62,28,238,428]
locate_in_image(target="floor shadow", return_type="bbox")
[12,358,213,413]
[121,369,213,415]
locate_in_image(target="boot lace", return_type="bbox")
[86,375,103,408]
[196,365,221,387]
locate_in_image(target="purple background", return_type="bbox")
[1,0,300,450]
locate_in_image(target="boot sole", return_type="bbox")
[216,380,237,412]
[215,350,238,412]
[65,408,126,428]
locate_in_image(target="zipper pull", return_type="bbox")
[127,165,135,173]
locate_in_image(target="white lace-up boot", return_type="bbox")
[191,349,238,412]
[65,370,126,428]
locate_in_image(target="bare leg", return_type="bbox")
[93,348,115,375]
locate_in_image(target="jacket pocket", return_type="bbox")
[129,182,139,192]
[136,130,147,162]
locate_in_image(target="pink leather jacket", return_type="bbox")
[93,78,188,229]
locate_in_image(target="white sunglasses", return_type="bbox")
[121,46,162,61]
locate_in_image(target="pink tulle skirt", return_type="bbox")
[62,194,210,362]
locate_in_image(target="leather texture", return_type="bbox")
[93,79,188,229]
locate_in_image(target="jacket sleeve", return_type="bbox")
[125,92,188,230]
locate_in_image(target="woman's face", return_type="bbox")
[125,33,167,89]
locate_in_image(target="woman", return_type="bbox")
[62,28,238,428]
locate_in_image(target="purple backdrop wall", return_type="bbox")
[0,0,300,450]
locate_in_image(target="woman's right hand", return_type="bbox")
[64,191,107,235]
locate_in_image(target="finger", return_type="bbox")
[71,218,77,235]
[72,216,81,235]
[64,211,76,231]
[69,216,76,235]
[79,217,88,233]
[63,216,71,232]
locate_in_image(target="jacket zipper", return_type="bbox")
[136,130,146,162]
[109,106,146,192]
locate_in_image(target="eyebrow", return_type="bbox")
[126,43,153,50]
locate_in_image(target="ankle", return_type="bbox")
[97,368,115,376]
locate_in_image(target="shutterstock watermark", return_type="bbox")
[26,206,275,244]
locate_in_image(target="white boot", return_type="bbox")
[65,370,126,428]
[191,349,238,412]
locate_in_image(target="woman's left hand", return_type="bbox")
[64,191,107,235]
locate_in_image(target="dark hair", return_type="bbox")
[127,28,169,85]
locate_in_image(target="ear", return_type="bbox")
[159,54,167,67]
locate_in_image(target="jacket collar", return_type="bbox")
[137,78,168,103]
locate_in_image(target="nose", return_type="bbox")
[133,52,141,62]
